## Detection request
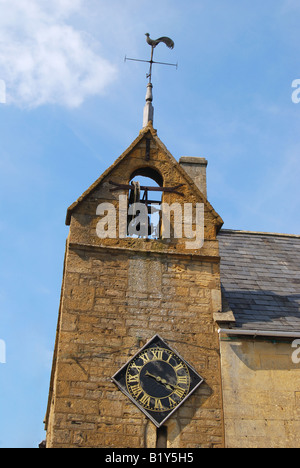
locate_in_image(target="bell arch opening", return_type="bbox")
[127,167,163,239]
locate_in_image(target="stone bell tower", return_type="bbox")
[44,34,226,448]
[44,119,225,448]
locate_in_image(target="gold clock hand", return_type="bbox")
[145,371,158,381]
[161,378,176,389]
[145,371,176,391]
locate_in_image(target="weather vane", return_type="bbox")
[125,33,177,84]
[125,33,177,128]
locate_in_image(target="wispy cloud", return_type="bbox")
[0,0,117,108]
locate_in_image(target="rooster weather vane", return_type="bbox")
[125,33,177,128]
[125,33,177,83]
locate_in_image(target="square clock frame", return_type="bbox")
[112,334,204,428]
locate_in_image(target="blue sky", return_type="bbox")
[0,0,299,448]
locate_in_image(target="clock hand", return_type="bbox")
[145,371,162,383]
[145,371,176,390]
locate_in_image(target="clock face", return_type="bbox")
[112,335,204,427]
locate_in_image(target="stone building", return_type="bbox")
[44,85,300,449]
[218,230,300,448]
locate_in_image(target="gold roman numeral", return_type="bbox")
[130,362,142,371]
[130,384,143,398]
[151,349,163,360]
[174,362,184,372]
[127,373,139,383]
[177,375,188,385]
[140,352,151,364]
[154,398,164,411]
[165,353,172,363]
[168,396,176,407]
[173,386,185,399]
[140,393,151,407]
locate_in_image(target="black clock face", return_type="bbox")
[112,335,204,427]
[126,347,190,412]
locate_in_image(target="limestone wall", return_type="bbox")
[220,338,300,448]
[46,246,224,448]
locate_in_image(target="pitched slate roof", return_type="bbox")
[218,230,300,332]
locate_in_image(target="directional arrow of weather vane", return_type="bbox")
[125,33,178,83]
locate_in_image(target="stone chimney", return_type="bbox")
[179,157,208,198]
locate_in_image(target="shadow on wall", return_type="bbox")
[223,338,300,371]
[145,382,213,448]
